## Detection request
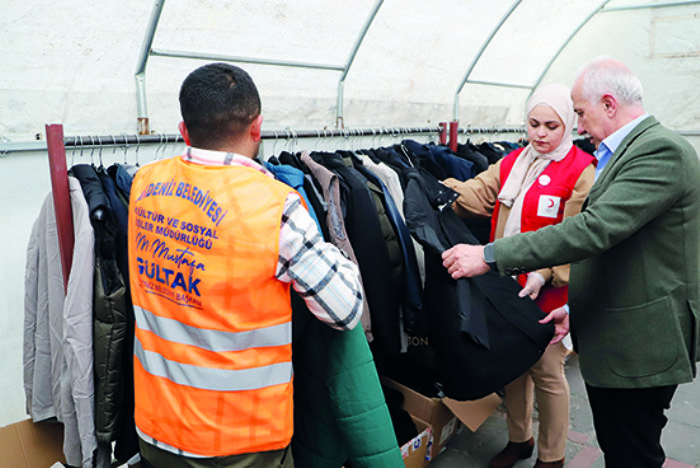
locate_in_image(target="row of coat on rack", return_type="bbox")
[27,123,533,467]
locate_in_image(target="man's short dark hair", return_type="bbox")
[179,62,261,149]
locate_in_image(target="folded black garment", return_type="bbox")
[402,167,554,401]
[381,385,419,446]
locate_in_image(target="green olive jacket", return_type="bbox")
[493,116,700,388]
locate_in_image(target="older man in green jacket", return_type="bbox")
[442,57,700,468]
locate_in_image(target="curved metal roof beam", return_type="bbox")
[530,0,611,95]
[135,0,166,134]
[531,0,700,97]
[602,0,700,12]
[452,0,523,121]
[135,0,380,132]
[336,0,384,128]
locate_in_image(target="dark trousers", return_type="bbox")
[139,439,294,468]
[585,383,677,468]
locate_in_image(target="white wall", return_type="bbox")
[0,145,177,427]
[1,151,51,425]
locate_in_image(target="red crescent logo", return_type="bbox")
[547,199,555,208]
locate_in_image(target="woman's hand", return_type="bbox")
[518,272,545,300]
[539,306,570,344]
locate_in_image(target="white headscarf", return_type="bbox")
[498,83,575,238]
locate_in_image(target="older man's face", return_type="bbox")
[571,79,609,149]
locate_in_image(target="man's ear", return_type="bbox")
[250,115,264,142]
[601,94,617,117]
[178,121,191,146]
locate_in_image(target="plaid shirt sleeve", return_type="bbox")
[276,193,362,330]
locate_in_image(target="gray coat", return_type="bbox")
[24,177,110,468]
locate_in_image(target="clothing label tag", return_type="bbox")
[537,195,560,218]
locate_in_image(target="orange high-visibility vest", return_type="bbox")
[128,156,295,457]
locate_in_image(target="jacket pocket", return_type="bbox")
[600,295,682,378]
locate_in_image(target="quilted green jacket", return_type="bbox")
[292,307,404,468]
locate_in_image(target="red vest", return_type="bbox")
[491,146,594,312]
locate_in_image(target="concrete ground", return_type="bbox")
[428,354,700,468]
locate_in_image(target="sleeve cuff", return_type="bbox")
[483,242,498,271]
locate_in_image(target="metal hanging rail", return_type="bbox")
[42,121,446,289]
[60,125,445,149]
[454,126,527,137]
[51,123,531,151]
[8,126,700,156]
[4,124,449,154]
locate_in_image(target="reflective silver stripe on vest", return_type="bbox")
[134,337,293,391]
[134,305,291,352]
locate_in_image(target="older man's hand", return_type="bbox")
[442,244,490,279]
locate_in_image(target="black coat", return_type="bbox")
[70,164,138,463]
[310,152,402,360]
[402,167,554,401]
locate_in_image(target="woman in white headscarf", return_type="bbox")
[441,83,595,468]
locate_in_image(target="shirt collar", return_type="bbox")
[598,112,649,157]
[183,146,274,178]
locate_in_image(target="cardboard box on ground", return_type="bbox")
[0,418,66,468]
[1,384,499,468]
[400,415,432,468]
[384,377,502,466]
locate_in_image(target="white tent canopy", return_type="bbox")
[2,0,700,428]
[3,0,700,143]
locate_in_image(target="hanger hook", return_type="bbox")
[69,135,77,166]
[88,135,96,163]
[135,133,141,165]
[97,136,103,166]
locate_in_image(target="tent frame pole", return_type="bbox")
[134,0,384,133]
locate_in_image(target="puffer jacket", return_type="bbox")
[70,164,135,462]
[292,308,404,467]
[267,158,404,467]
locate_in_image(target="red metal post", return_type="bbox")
[449,121,459,152]
[46,124,74,292]
[439,122,448,145]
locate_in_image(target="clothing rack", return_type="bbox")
[46,123,445,290]
[447,122,527,151]
[45,121,525,290]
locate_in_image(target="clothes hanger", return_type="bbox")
[88,135,96,167]
[271,130,280,158]
[78,136,85,164]
[120,133,129,165]
[97,136,104,169]
[134,133,141,166]
[111,135,118,164]
[395,129,415,168]
[69,135,77,167]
